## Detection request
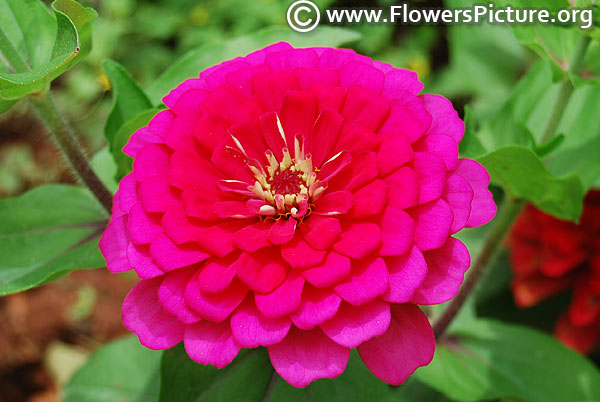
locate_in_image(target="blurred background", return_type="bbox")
[0,0,572,400]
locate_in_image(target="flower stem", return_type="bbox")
[29,92,113,214]
[539,35,591,144]
[433,197,525,338]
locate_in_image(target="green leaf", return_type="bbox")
[102,59,153,148]
[160,346,273,402]
[0,0,96,101]
[0,185,107,296]
[63,336,161,402]
[90,146,118,193]
[458,105,486,159]
[478,145,583,221]
[493,0,598,81]
[111,108,161,181]
[548,82,600,190]
[147,26,361,105]
[478,61,554,152]
[0,98,17,114]
[416,319,600,402]
[534,133,565,158]
[160,346,394,402]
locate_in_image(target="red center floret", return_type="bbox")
[270,169,303,195]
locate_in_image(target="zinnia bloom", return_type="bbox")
[508,190,600,354]
[99,42,497,387]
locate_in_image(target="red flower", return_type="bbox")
[508,190,600,353]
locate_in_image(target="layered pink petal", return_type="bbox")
[321,300,391,348]
[412,237,471,305]
[382,246,428,303]
[291,286,342,330]
[99,215,131,273]
[185,275,248,322]
[301,251,351,288]
[334,257,388,305]
[333,222,381,259]
[237,248,288,293]
[255,272,304,319]
[158,267,201,324]
[122,278,184,350]
[230,297,291,348]
[300,216,341,250]
[358,303,435,385]
[454,159,497,227]
[281,237,327,269]
[184,320,241,369]
[411,199,453,251]
[268,327,350,388]
[378,207,415,256]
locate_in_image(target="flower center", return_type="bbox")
[238,115,326,220]
[270,169,303,195]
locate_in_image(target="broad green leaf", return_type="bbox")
[494,0,599,82]
[417,319,600,402]
[160,346,273,402]
[478,145,583,221]
[111,108,161,181]
[0,185,107,296]
[0,0,96,102]
[160,346,394,402]
[147,26,361,105]
[477,61,554,152]
[0,99,17,113]
[548,82,600,190]
[458,105,486,159]
[102,59,153,148]
[63,336,161,402]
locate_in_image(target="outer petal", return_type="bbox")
[378,207,415,256]
[197,253,239,293]
[443,173,474,234]
[334,258,388,305]
[236,248,288,293]
[122,278,184,350]
[358,303,435,385]
[185,275,248,322]
[420,94,464,143]
[321,300,391,348]
[412,152,447,205]
[158,267,201,324]
[382,246,428,303]
[99,215,131,273]
[281,237,327,269]
[291,286,342,330]
[184,320,241,369]
[150,233,210,271]
[333,221,382,260]
[230,297,291,348]
[301,251,351,288]
[300,216,341,250]
[268,327,350,388]
[411,237,470,305]
[454,159,497,227]
[255,272,305,319]
[411,198,453,251]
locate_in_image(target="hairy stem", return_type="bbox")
[433,197,525,338]
[540,35,591,144]
[29,92,113,214]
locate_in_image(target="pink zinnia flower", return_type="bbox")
[99,43,497,387]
